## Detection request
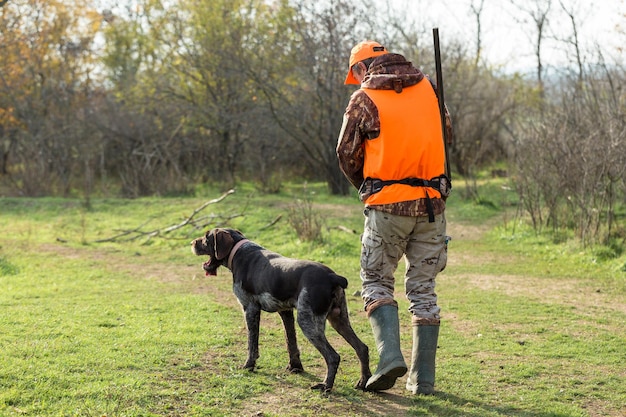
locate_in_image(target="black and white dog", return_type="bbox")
[191,228,370,392]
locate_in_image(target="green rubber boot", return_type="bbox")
[406,324,439,395]
[365,304,408,391]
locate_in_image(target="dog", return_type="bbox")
[191,228,371,392]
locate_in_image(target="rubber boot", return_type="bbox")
[365,304,408,391]
[406,324,439,395]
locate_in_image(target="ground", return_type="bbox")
[35,218,624,417]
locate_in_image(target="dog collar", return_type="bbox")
[227,239,250,270]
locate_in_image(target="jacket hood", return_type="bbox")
[361,53,424,91]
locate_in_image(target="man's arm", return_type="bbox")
[336,91,378,190]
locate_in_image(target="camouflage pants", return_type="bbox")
[360,208,447,321]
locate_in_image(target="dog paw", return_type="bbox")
[354,378,368,390]
[310,383,332,393]
[242,362,256,372]
[286,364,304,374]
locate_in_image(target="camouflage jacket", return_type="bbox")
[336,53,452,217]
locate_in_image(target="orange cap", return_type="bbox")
[344,40,388,85]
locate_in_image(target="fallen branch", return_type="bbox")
[259,214,282,230]
[93,218,156,243]
[160,189,235,234]
[336,225,357,234]
[93,189,236,243]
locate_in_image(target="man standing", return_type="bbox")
[336,40,451,394]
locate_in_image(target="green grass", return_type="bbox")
[1,181,625,416]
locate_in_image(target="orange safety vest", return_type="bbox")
[361,80,446,205]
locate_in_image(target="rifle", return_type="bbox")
[432,27,452,181]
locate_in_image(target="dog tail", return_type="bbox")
[332,274,348,289]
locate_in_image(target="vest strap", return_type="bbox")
[359,175,451,222]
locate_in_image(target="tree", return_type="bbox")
[443,44,524,194]
[0,0,101,196]
[511,50,626,245]
[99,0,195,197]
[116,0,300,193]
[248,0,382,195]
[557,0,586,86]
[511,0,552,93]
[469,0,486,67]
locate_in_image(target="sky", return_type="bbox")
[385,0,624,74]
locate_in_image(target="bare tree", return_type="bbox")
[511,49,626,245]
[511,0,552,92]
[469,0,486,66]
[555,0,591,87]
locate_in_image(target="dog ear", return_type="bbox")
[213,228,234,261]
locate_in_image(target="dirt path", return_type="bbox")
[445,219,626,316]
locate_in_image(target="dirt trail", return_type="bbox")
[445,219,626,316]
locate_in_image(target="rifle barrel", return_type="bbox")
[432,27,451,180]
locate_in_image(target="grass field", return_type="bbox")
[1,181,625,416]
